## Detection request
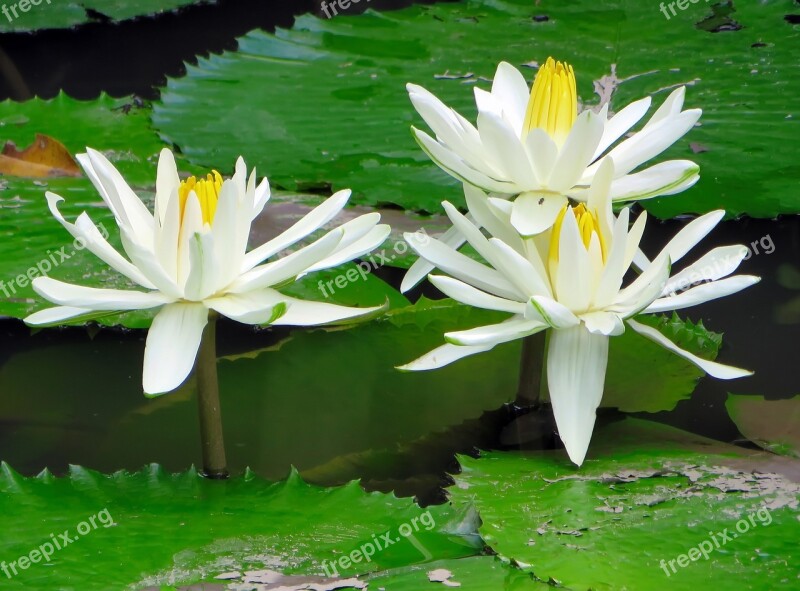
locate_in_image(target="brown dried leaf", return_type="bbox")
[0,133,81,178]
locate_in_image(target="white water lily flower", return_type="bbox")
[402,58,701,291]
[25,148,390,395]
[400,159,757,466]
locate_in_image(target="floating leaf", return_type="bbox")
[727,394,800,458]
[0,465,475,590]
[153,0,800,217]
[0,0,206,33]
[450,418,800,591]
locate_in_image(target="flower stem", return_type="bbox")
[515,331,548,408]
[196,314,228,479]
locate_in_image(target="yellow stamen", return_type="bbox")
[548,204,607,268]
[178,170,224,225]
[522,57,577,145]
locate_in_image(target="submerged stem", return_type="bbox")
[196,314,228,479]
[515,331,548,408]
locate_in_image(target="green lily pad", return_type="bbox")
[0,0,205,33]
[727,394,800,458]
[153,0,800,218]
[0,464,476,590]
[449,418,800,591]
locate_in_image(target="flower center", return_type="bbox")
[548,204,607,268]
[178,171,223,225]
[522,57,577,146]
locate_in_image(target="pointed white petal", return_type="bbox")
[183,231,220,301]
[477,111,537,187]
[510,192,567,237]
[25,306,97,326]
[32,277,172,310]
[445,317,546,347]
[271,297,384,327]
[463,185,523,252]
[658,210,725,265]
[231,228,344,293]
[547,325,609,466]
[643,86,688,130]
[155,148,180,223]
[242,189,352,272]
[580,311,625,336]
[663,245,750,295]
[398,342,495,371]
[549,111,605,192]
[592,96,652,160]
[524,128,558,187]
[612,253,671,317]
[527,295,580,328]
[429,275,526,314]
[646,275,760,313]
[593,207,630,308]
[210,180,245,287]
[307,216,388,273]
[45,192,155,289]
[554,207,591,312]
[413,128,518,193]
[627,318,752,379]
[609,160,700,202]
[205,288,287,325]
[401,224,467,293]
[488,237,552,298]
[491,61,530,133]
[143,303,209,395]
[404,232,523,301]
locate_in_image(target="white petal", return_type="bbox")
[645,275,760,313]
[547,325,609,466]
[155,148,180,223]
[587,109,701,178]
[271,297,385,327]
[510,192,567,237]
[658,210,725,265]
[252,176,272,220]
[398,342,495,371]
[25,305,97,326]
[445,317,546,347]
[524,128,558,186]
[491,61,530,133]
[627,319,752,380]
[45,192,155,289]
[205,288,287,325]
[609,160,700,202]
[488,237,552,298]
[401,224,467,293]
[83,148,154,241]
[143,303,209,395]
[242,189,352,272]
[527,295,580,329]
[307,216,388,273]
[643,86,687,130]
[593,207,631,308]
[553,207,591,312]
[404,232,523,301]
[413,128,518,193]
[592,96,652,160]
[463,184,524,252]
[612,253,671,317]
[663,245,750,295]
[549,111,605,192]
[231,228,344,293]
[580,311,625,336]
[32,277,172,310]
[210,180,245,287]
[429,274,526,314]
[183,231,219,301]
[477,111,537,187]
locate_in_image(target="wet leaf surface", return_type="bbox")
[727,394,800,458]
